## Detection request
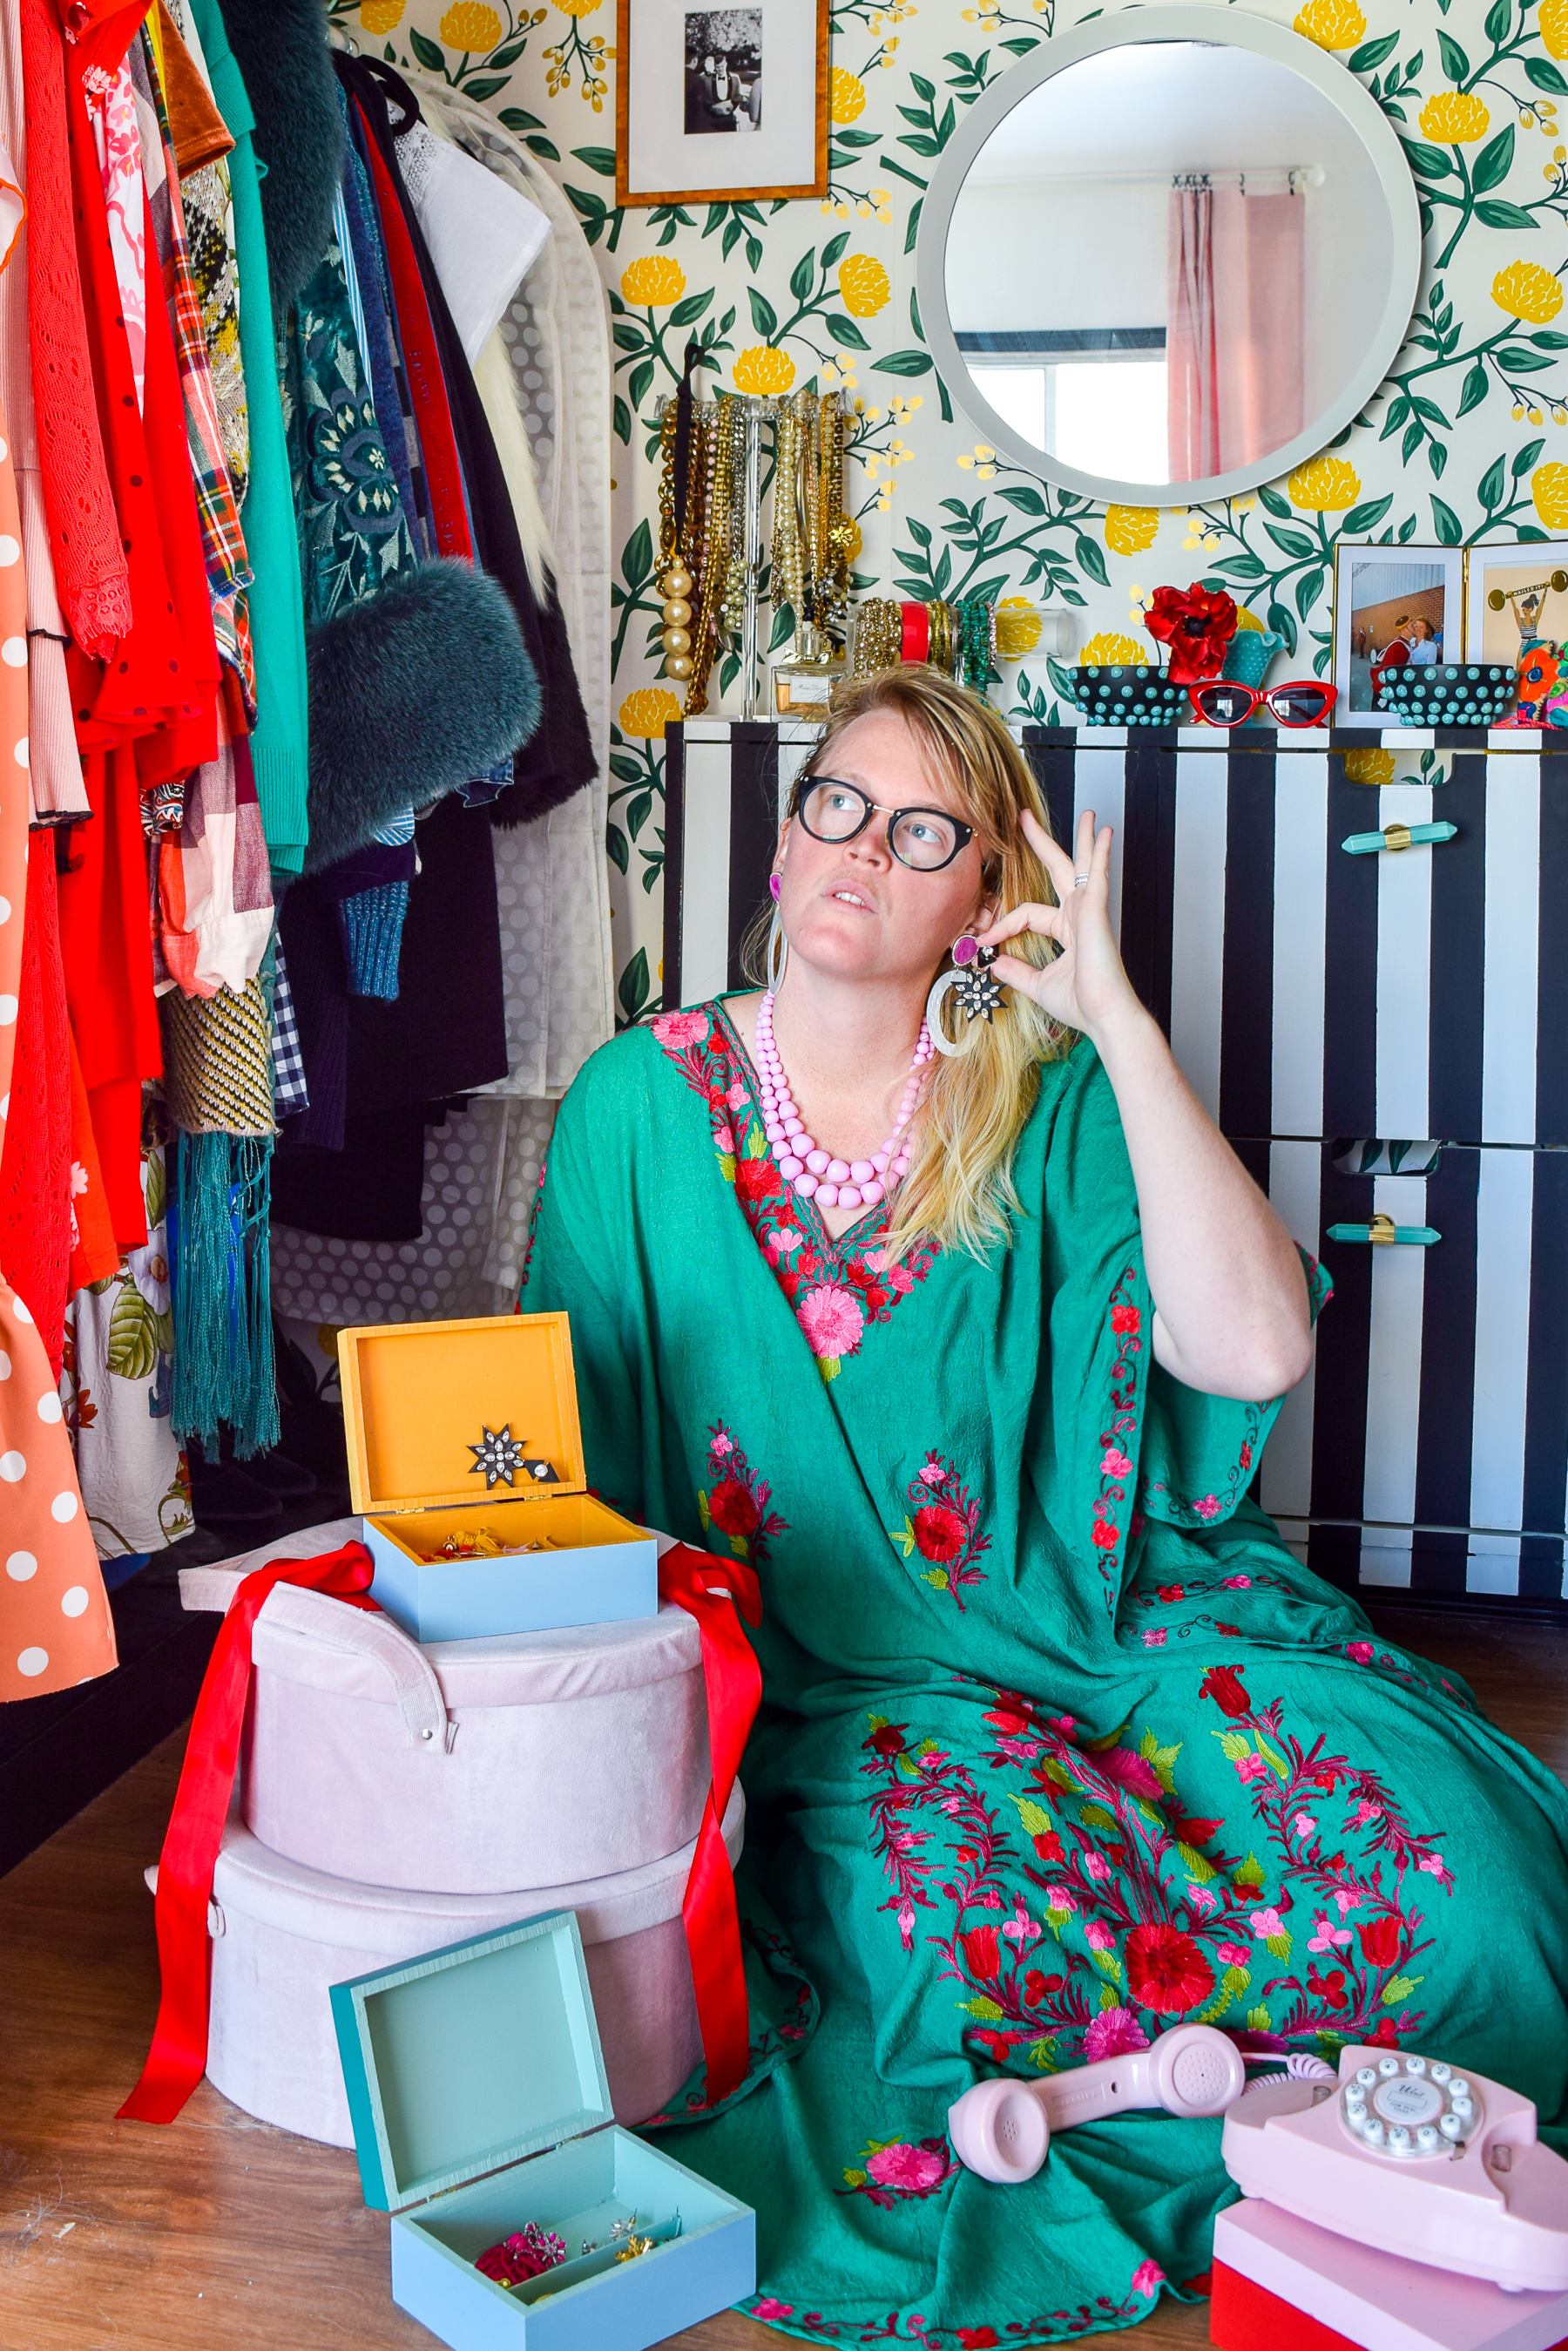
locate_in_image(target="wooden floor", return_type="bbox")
[1,1603,1564,2351]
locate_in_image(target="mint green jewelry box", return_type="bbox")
[330,1909,756,2350]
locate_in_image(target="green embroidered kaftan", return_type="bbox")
[524,999,1568,2351]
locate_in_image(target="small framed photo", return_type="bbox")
[1465,540,1568,667]
[616,0,829,209]
[1332,545,1466,728]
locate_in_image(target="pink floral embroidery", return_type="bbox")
[1092,1270,1143,1600]
[861,1677,1455,2076]
[797,1284,866,1362]
[890,1451,990,1610]
[839,2135,958,2207]
[651,1006,936,1375]
[1131,2261,1166,2300]
[699,1421,787,1570]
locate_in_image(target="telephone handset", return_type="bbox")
[1221,2046,1568,2296]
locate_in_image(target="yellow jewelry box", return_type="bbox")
[338,1313,659,1643]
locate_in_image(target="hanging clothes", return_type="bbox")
[186,0,308,877]
[0,287,117,1691]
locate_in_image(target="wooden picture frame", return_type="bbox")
[1331,542,1466,729]
[616,0,829,209]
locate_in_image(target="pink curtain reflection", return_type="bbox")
[1167,186,1303,482]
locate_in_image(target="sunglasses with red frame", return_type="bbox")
[1187,680,1338,728]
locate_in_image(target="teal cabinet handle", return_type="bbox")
[1342,821,1458,857]
[1326,1217,1441,1246]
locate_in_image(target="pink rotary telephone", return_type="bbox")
[948,2023,1247,2184]
[1221,2046,1568,2295]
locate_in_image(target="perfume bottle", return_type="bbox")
[771,624,845,717]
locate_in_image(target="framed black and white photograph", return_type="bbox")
[1332,544,1465,729]
[618,0,828,208]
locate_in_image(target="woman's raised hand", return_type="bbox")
[977,807,1141,1043]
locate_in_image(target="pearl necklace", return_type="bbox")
[754,990,933,1213]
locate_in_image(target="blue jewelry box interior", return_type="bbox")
[331,1908,755,2350]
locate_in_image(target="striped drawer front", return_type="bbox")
[662,723,815,1008]
[1256,1139,1568,1602]
[1019,735,1568,1151]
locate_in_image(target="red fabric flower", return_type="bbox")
[1125,1921,1216,2014]
[865,1722,908,1758]
[1200,1664,1251,1718]
[913,1502,968,1562]
[707,1476,760,1538]
[1092,1518,1119,1550]
[1369,2016,1402,2046]
[958,2332,1002,2348]
[1157,1585,1185,1602]
[961,1924,1002,1982]
[1143,583,1239,682]
[1031,1828,1065,1867]
[1112,1302,1141,1335]
[1357,1914,1403,1968]
[733,1155,786,1208]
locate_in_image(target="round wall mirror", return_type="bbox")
[916,7,1422,507]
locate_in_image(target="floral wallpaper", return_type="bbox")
[339,0,1568,1020]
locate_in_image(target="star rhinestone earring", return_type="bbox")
[925,932,1005,1057]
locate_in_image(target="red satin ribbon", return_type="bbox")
[118,1541,379,2124]
[658,1542,762,2107]
[901,601,929,664]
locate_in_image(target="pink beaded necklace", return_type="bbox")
[754,989,934,1213]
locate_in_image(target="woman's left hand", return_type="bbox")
[976,806,1142,1044]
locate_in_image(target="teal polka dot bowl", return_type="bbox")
[1375,663,1514,726]
[1066,666,1186,727]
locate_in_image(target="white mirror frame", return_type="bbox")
[916,5,1423,509]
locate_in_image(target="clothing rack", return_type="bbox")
[1023,165,1323,191]
[651,390,852,419]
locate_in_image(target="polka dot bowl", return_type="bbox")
[1066,667,1186,728]
[1375,663,1514,727]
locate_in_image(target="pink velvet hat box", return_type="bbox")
[145,1785,743,2144]
[181,1532,711,1894]
[338,1312,658,1643]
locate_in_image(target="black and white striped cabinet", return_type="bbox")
[662,720,1568,1615]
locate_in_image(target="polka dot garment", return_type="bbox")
[0,359,116,1702]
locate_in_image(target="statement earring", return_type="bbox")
[767,871,788,991]
[926,936,1005,1057]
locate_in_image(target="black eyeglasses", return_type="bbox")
[792,776,976,872]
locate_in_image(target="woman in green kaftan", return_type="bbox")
[524,672,1568,2351]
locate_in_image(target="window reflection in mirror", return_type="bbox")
[944,38,1392,486]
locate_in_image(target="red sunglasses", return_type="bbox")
[1188,680,1338,728]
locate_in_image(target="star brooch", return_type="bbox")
[953,943,1005,1026]
[466,1425,559,1490]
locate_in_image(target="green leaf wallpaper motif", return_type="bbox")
[339,0,1568,1019]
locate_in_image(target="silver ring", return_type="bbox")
[1072,874,1090,889]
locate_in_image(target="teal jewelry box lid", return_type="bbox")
[330,1909,615,2215]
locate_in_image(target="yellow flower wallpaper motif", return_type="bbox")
[1104,505,1159,556]
[733,346,796,395]
[1532,460,1568,528]
[618,688,686,740]
[837,254,891,317]
[1342,749,1397,788]
[995,599,1042,659]
[1493,260,1564,322]
[1541,0,1568,56]
[619,255,686,307]
[831,67,867,123]
[1079,633,1150,666]
[1418,91,1491,143]
[1288,455,1362,510]
[360,0,405,29]
[439,0,501,48]
[558,0,602,12]
[1292,0,1367,48]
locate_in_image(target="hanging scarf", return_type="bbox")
[18,0,132,658]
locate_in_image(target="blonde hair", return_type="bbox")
[744,667,1071,1263]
